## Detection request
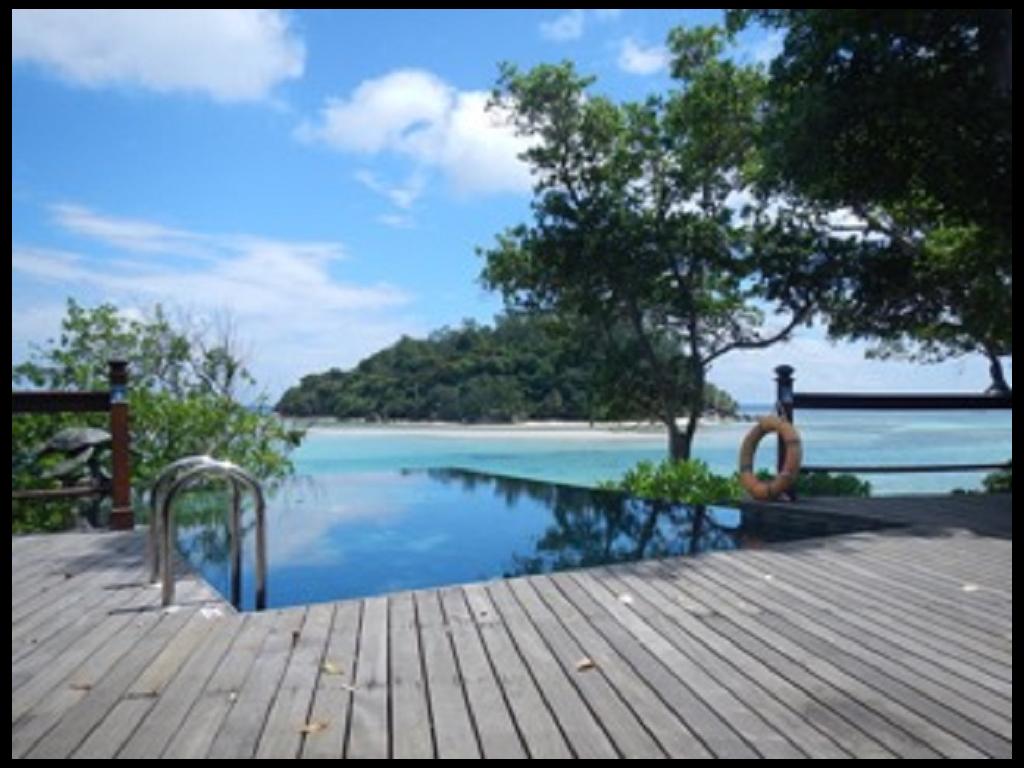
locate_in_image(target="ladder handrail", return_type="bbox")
[148,456,226,583]
[153,456,268,610]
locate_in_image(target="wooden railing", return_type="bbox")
[11,360,133,529]
[773,364,1012,481]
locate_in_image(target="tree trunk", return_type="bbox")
[985,348,1010,394]
[667,420,692,461]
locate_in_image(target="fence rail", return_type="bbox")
[11,360,133,529]
[773,365,1012,486]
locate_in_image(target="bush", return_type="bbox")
[795,472,871,498]
[601,459,743,506]
[981,466,1011,493]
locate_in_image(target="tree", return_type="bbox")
[13,300,301,531]
[481,30,833,460]
[729,10,1012,389]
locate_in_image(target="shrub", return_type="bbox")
[601,459,742,506]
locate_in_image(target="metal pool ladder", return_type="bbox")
[149,456,267,610]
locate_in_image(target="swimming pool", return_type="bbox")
[176,468,894,610]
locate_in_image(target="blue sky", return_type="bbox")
[12,9,1009,401]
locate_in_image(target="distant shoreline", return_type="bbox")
[286,416,747,441]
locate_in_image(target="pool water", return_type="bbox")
[177,468,894,610]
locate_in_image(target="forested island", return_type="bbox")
[277,314,738,423]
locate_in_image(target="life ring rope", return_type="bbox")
[738,415,802,501]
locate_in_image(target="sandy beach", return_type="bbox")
[292,416,743,442]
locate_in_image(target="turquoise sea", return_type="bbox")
[291,408,1012,495]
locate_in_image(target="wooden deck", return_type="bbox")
[12,495,1012,759]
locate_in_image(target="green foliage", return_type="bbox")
[480,38,836,459]
[981,467,1011,494]
[277,312,739,423]
[795,472,871,498]
[729,10,1012,385]
[12,299,302,532]
[753,470,871,497]
[601,459,742,506]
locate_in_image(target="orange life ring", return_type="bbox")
[738,416,802,500]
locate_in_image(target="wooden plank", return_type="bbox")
[528,575,712,758]
[68,606,223,759]
[346,597,391,758]
[737,547,1013,672]
[440,587,525,758]
[13,604,141,722]
[11,603,165,758]
[462,583,572,759]
[794,545,1014,642]
[485,579,618,759]
[13,576,148,683]
[691,554,1001,757]
[568,570,803,759]
[300,600,361,760]
[254,602,336,759]
[161,614,271,759]
[118,610,242,758]
[206,608,307,758]
[506,577,664,759]
[718,551,1014,711]
[415,589,481,758]
[24,586,203,759]
[11,390,110,413]
[647,562,940,759]
[601,565,853,759]
[549,572,758,759]
[388,592,434,759]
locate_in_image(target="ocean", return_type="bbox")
[290,408,1012,495]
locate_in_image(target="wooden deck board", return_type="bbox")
[11,494,1013,759]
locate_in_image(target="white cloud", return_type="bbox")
[50,204,212,257]
[354,170,425,211]
[299,69,533,197]
[12,207,420,395]
[617,37,670,76]
[11,10,304,103]
[376,213,415,229]
[539,9,621,42]
[540,10,585,42]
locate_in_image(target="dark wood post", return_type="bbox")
[774,365,795,475]
[108,360,133,529]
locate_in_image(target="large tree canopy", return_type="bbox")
[481,29,838,460]
[730,9,1012,388]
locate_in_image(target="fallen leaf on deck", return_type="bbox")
[69,681,92,691]
[321,660,345,675]
[300,721,329,734]
[575,657,597,672]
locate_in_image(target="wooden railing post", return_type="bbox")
[774,365,795,477]
[108,360,133,529]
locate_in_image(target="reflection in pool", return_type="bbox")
[176,468,893,610]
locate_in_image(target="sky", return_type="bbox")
[11,9,1010,403]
